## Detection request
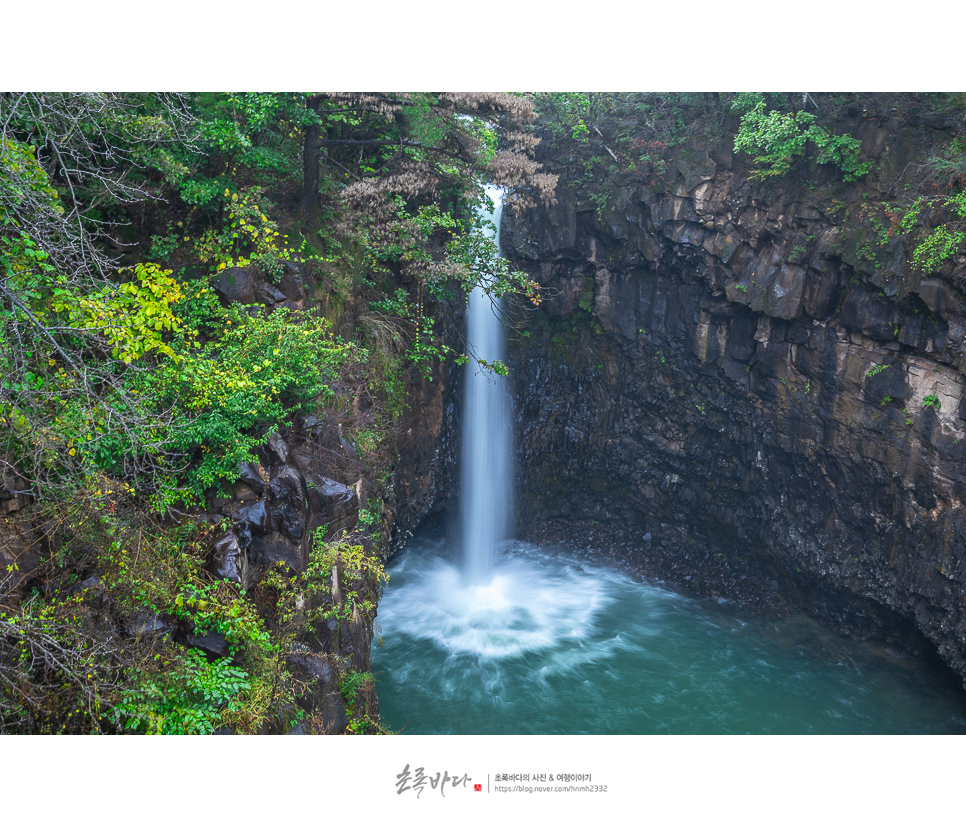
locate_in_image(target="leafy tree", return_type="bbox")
[300,92,556,217]
[732,94,872,182]
[0,93,200,499]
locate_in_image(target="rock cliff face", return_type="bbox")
[181,264,464,730]
[501,123,966,684]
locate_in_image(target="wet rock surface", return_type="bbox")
[524,519,791,616]
[503,132,966,685]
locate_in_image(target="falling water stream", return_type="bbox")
[371,187,966,734]
[460,185,512,583]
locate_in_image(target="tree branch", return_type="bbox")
[320,138,470,163]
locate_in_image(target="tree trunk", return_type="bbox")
[300,96,323,220]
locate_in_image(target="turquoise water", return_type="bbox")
[372,536,966,734]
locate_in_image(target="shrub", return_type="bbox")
[121,307,355,507]
[912,225,965,273]
[115,649,250,734]
[734,99,871,182]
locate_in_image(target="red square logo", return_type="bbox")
[474,784,482,792]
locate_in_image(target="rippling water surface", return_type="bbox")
[372,535,966,734]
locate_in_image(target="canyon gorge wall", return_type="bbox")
[499,112,966,683]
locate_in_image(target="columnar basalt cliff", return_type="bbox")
[501,113,966,684]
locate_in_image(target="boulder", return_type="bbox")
[307,477,356,525]
[269,465,307,541]
[839,288,899,341]
[235,499,270,535]
[211,266,258,305]
[211,530,247,584]
[248,531,304,573]
[263,433,291,467]
[287,650,349,734]
[237,461,267,494]
[126,609,176,641]
[186,629,231,660]
[914,278,964,322]
[254,281,287,307]
[862,363,910,406]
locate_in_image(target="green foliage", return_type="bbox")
[164,93,310,204]
[530,93,730,228]
[305,532,389,622]
[137,307,354,505]
[923,394,941,410]
[899,198,926,235]
[947,190,966,220]
[115,648,250,734]
[401,93,451,150]
[188,186,307,278]
[173,582,273,655]
[927,136,966,187]
[572,119,590,142]
[338,669,380,734]
[533,93,593,140]
[0,90,543,736]
[339,669,374,701]
[880,172,966,274]
[51,262,184,363]
[911,224,965,273]
[733,99,871,182]
[357,498,381,531]
[534,92,723,151]
[149,232,181,261]
[170,273,225,336]
[0,138,61,220]
[362,189,537,379]
[0,596,121,733]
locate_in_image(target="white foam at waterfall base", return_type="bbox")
[377,541,613,659]
[375,537,966,733]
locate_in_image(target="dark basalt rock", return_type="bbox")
[268,465,307,542]
[287,651,349,735]
[502,137,966,687]
[862,363,910,406]
[254,281,287,307]
[237,461,267,494]
[263,433,291,467]
[915,278,964,322]
[235,499,270,535]
[211,530,247,583]
[0,525,44,604]
[248,530,303,573]
[307,477,356,528]
[277,263,309,308]
[839,287,900,341]
[211,266,258,306]
[68,575,110,610]
[186,628,231,660]
[126,609,176,641]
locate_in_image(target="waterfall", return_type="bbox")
[373,187,966,736]
[460,184,512,583]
